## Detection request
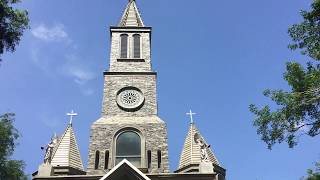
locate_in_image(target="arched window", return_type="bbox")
[104,150,109,170]
[116,131,141,167]
[133,34,141,58]
[120,34,128,58]
[94,150,100,170]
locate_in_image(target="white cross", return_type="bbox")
[67,110,78,125]
[186,109,196,124]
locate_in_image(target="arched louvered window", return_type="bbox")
[120,34,128,58]
[116,131,141,167]
[157,150,162,168]
[104,150,109,170]
[133,34,141,58]
[94,150,100,170]
[147,150,151,169]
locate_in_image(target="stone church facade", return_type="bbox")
[32,1,226,180]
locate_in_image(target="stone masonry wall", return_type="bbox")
[87,117,170,175]
[101,74,157,116]
[109,31,151,72]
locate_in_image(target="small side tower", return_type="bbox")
[34,114,85,178]
[50,122,85,175]
[176,115,226,180]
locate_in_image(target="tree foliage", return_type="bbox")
[0,0,29,61]
[250,0,320,149]
[302,162,320,180]
[288,0,320,60]
[0,113,27,179]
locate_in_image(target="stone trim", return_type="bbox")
[110,26,152,31]
[103,71,157,75]
[117,58,145,62]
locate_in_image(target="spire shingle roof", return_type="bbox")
[178,123,220,170]
[119,0,144,27]
[50,124,84,171]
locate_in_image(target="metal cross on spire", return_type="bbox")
[186,109,196,124]
[67,110,78,125]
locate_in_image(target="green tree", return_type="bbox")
[249,0,320,149]
[302,162,320,180]
[0,113,27,179]
[0,0,29,61]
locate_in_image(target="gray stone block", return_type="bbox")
[37,163,54,177]
[199,162,214,173]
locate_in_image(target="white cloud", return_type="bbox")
[30,23,96,91]
[60,54,96,85]
[41,117,60,129]
[82,89,95,96]
[69,66,95,85]
[31,24,69,42]
[30,48,49,71]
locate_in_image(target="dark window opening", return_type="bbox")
[120,34,128,58]
[147,150,151,169]
[157,150,161,168]
[94,151,100,170]
[104,150,109,170]
[133,34,141,58]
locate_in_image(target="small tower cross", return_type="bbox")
[67,110,78,125]
[186,109,196,124]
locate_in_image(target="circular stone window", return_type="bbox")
[116,87,145,111]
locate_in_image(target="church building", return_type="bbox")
[32,1,226,180]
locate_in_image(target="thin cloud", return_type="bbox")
[82,89,95,96]
[69,66,95,85]
[30,23,96,94]
[41,116,60,129]
[60,54,96,85]
[31,24,70,42]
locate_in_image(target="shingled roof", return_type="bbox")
[50,123,84,171]
[178,123,220,170]
[118,0,145,27]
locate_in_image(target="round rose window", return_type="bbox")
[117,87,144,111]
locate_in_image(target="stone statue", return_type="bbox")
[41,134,58,164]
[194,133,211,162]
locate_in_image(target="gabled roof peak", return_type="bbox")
[118,0,145,27]
[100,159,151,180]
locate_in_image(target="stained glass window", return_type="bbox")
[116,131,141,167]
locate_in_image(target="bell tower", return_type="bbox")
[87,0,170,175]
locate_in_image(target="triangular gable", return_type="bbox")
[100,159,150,180]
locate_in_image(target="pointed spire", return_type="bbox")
[50,122,84,172]
[119,0,145,27]
[178,122,220,170]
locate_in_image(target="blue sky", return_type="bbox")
[0,0,319,179]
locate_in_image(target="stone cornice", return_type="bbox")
[103,71,157,76]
